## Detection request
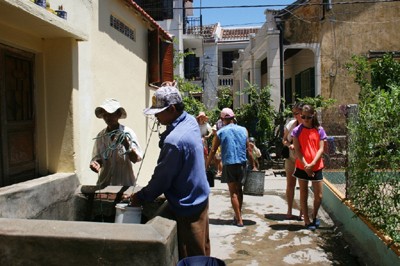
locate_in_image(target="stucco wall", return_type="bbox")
[0,0,162,187]
[283,0,400,106]
[77,0,161,185]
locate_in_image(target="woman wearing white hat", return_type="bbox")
[90,99,143,188]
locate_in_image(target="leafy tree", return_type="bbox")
[346,53,400,95]
[234,82,276,146]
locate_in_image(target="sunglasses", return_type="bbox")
[301,115,314,120]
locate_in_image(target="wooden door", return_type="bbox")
[0,45,36,187]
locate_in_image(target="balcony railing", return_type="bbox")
[184,16,202,35]
[218,75,233,86]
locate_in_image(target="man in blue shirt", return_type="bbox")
[130,85,210,259]
[206,108,255,227]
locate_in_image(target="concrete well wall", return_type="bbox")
[0,216,178,265]
[0,174,179,265]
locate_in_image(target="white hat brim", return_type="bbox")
[95,107,127,119]
[143,106,169,115]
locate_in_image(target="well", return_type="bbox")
[0,173,178,265]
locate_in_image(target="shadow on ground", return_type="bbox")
[209,218,256,226]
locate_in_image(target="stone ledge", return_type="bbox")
[0,216,178,265]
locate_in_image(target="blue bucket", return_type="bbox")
[177,255,226,266]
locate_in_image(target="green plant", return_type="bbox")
[172,46,206,117]
[174,76,206,116]
[347,54,400,245]
[217,86,233,110]
[234,82,276,145]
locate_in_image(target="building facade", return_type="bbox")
[233,0,400,134]
[0,0,173,187]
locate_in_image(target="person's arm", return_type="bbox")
[90,135,103,173]
[205,123,213,139]
[282,127,290,146]
[206,134,220,169]
[307,139,325,168]
[306,128,327,169]
[283,123,295,150]
[122,128,143,163]
[122,138,140,163]
[293,136,312,175]
[130,143,181,206]
[246,132,256,171]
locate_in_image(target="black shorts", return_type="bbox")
[293,168,323,182]
[221,163,246,183]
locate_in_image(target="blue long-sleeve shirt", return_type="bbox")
[137,111,210,216]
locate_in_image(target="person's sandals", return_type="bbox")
[305,223,316,230]
[312,218,320,228]
[232,216,244,227]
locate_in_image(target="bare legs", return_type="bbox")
[228,181,243,226]
[284,159,302,219]
[286,174,297,216]
[299,179,323,226]
[214,158,222,177]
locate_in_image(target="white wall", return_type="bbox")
[78,0,160,185]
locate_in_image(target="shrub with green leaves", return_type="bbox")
[347,54,400,245]
[234,82,276,145]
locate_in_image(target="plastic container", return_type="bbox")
[177,255,226,266]
[35,0,46,8]
[114,203,142,224]
[243,170,265,196]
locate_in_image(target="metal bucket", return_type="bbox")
[243,170,265,196]
[114,203,142,224]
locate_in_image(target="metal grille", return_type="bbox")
[110,15,135,42]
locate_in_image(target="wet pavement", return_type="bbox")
[208,169,360,265]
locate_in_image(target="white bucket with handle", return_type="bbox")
[114,203,142,224]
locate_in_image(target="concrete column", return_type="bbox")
[266,31,281,111]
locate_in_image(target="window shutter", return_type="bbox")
[310,67,315,96]
[161,41,174,82]
[148,29,160,84]
[295,73,301,100]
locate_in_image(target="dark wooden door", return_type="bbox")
[0,45,36,187]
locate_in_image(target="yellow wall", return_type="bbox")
[0,0,162,186]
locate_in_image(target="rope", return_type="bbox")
[93,129,138,160]
[136,120,158,182]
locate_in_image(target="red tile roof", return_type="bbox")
[221,27,260,41]
[124,0,172,41]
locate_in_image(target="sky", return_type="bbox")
[192,0,294,27]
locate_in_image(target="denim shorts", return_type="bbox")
[293,168,323,182]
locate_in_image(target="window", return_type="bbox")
[184,51,200,80]
[221,51,238,75]
[148,29,174,85]
[285,78,293,104]
[135,0,173,21]
[261,58,268,75]
[295,67,315,99]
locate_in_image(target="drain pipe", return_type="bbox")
[276,17,285,113]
